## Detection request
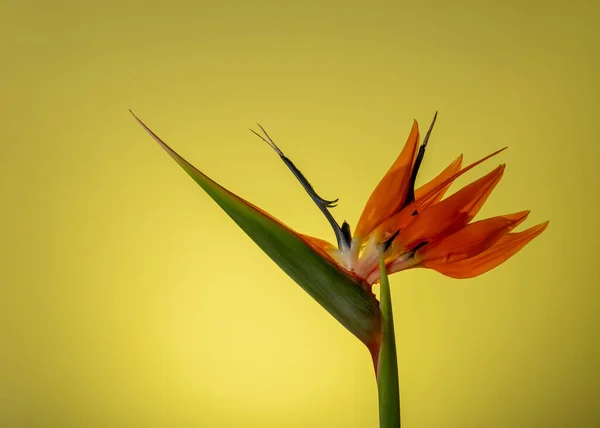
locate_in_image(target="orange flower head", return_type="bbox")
[253,113,548,288]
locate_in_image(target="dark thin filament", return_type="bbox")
[250,125,351,250]
[403,111,438,207]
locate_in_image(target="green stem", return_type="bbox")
[377,251,401,428]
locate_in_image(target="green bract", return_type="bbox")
[131,111,381,348]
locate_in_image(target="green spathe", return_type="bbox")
[131,111,381,347]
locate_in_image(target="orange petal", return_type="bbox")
[301,234,339,260]
[396,164,505,251]
[414,154,463,211]
[429,221,549,278]
[367,208,526,284]
[354,121,420,239]
[368,148,506,243]
[420,211,530,265]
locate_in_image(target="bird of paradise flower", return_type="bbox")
[131,111,547,428]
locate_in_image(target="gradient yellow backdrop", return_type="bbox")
[1,1,598,427]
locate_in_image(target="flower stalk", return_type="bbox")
[377,249,401,428]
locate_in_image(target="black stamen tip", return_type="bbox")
[341,221,352,247]
[403,111,439,208]
[383,229,401,252]
[422,111,438,148]
[407,241,428,258]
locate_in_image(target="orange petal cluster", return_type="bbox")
[307,118,548,285]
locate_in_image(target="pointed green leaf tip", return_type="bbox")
[131,111,381,347]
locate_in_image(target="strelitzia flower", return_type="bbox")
[296,114,548,286]
[131,111,547,428]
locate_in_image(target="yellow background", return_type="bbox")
[1,0,598,427]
